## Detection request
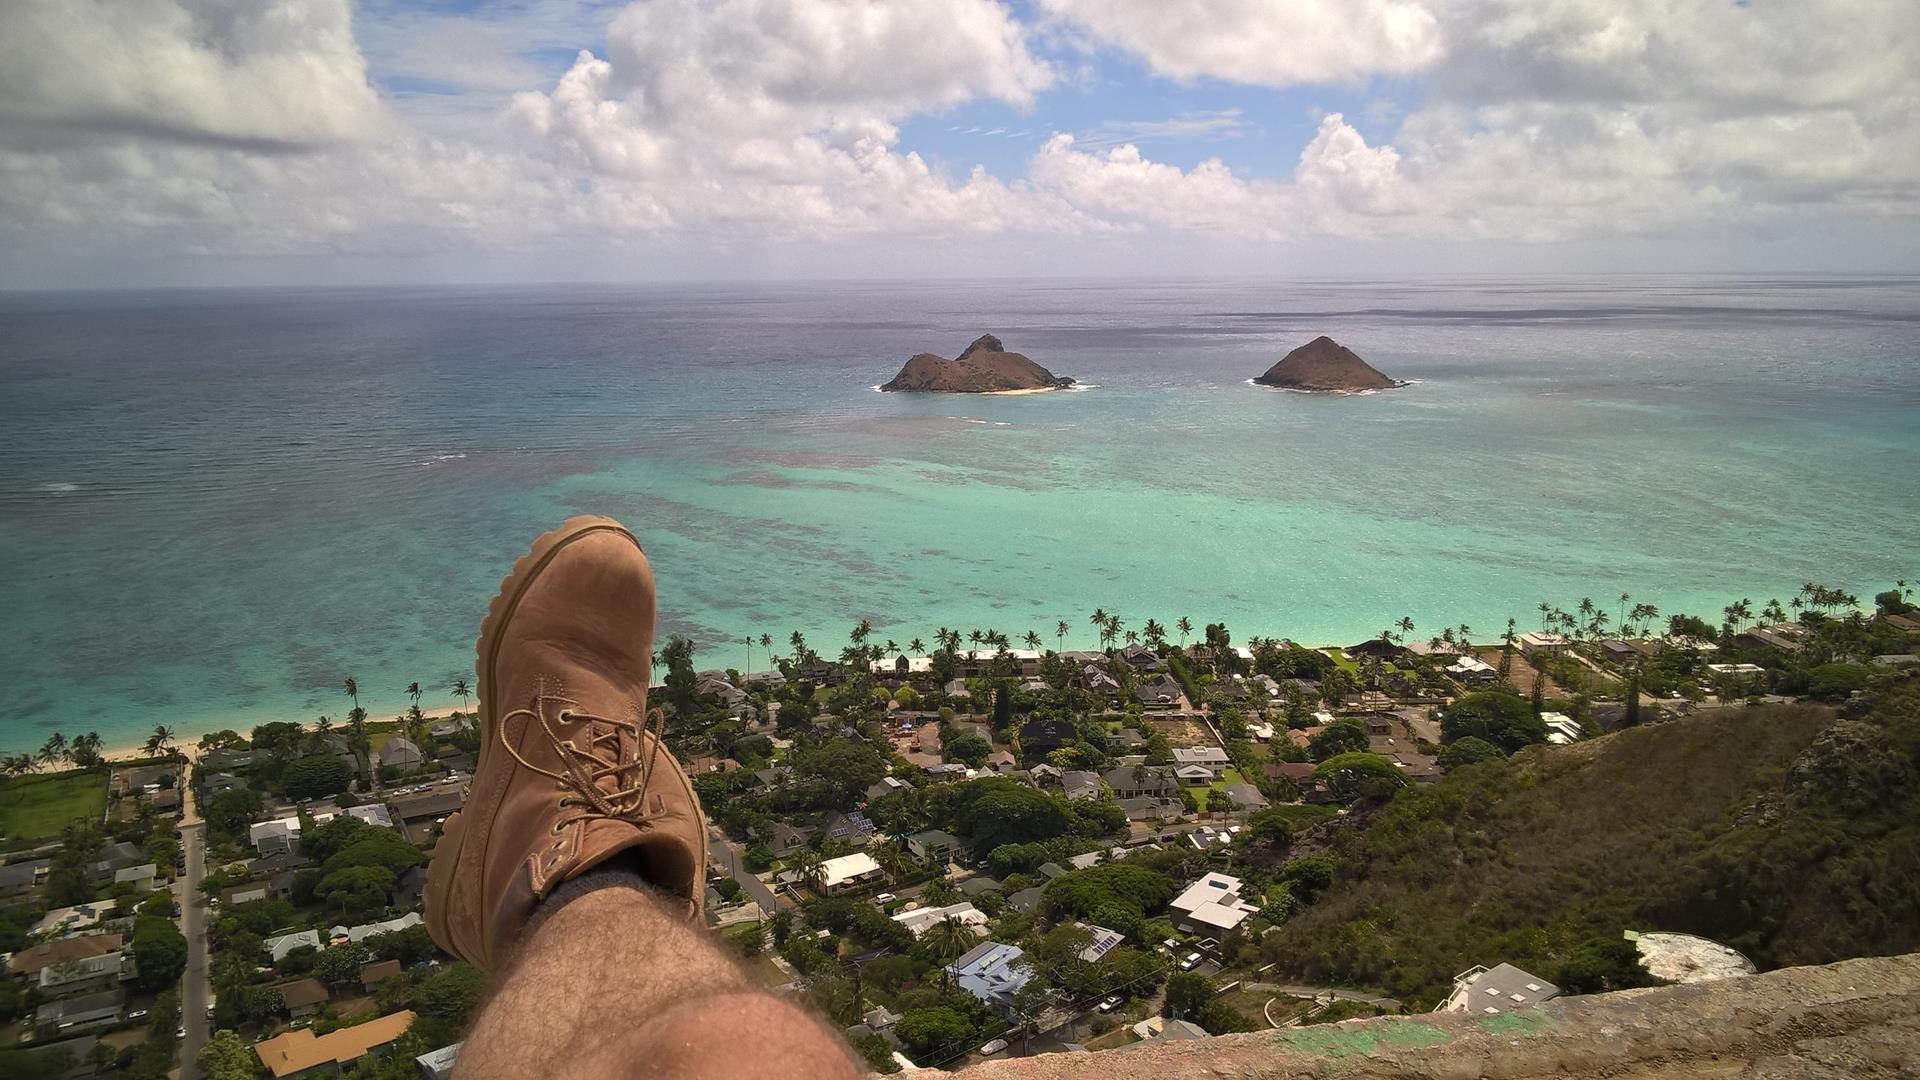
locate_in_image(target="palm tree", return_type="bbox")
[1397,616,1415,638]
[1023,630,1041,652]
[870,841,912,879]
[1176,616,1193,646]
[789,631,808,663]
[760,633,773,667]
[1538,601,1553,632]
[743,635,756,671]
[1617,593,1631,635]
[146,726,174,757]
[923,916,978,965]
[908,638,926,656]
[343,677,359,710]
[788,850,825,894]
[406,682,422,708]
[40,732,69,767]
[1055,621,1070,651]
[1143,619,1166,651]
[449,679,472,715]
[1762,599,1786,626]
[1088,609,1107,647]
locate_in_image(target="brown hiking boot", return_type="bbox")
[425,516,707,970]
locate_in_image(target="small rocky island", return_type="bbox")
[881,334,1075,393]
[1253,336,1405,393]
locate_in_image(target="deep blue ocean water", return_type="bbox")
[1,276,1916,752]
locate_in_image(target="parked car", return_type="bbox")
[873,893,897,905]
[176,1025,187,1039]
[979,1038,1009,1055]
[128,1009,149,1021]
[1179,952,1204,971]
[1097,995,1124,1013]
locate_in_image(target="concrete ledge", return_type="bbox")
[956,953,1920,1078]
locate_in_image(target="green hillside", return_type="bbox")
[1261,673,1920,1006]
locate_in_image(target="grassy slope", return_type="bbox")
[1263,694,1919,1005]
[0,769,107,843]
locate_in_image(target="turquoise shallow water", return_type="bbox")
[1,276,1916,752]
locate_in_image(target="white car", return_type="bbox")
[873,892,897,905]
[1097,994,1123,1013]
[1179,952,1204,971]
[979,1038,1009,1055]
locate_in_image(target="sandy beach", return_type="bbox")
[91,697,476,767]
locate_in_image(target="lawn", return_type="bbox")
[0,769,107,844]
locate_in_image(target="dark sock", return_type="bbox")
[529,858,654,932]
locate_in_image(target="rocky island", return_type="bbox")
[881,334,1075,393]
[1253,335,1405,392]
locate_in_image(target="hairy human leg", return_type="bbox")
[457,878,860,1080]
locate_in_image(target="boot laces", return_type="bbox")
[498,692,667,830]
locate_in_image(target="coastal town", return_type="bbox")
[2,583,1915,1077]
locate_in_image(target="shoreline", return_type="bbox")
[52,643,1402,762]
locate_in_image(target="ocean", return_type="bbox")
[1,276,1916,752]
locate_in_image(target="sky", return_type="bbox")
[0,0,1915,288]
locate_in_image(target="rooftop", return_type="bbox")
[255,1010,417,1079]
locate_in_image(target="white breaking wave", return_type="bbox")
[41,482,80,492]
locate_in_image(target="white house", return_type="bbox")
[1517,632,1572,657]
[1440,963,1561,1015]
[816,852,885,894]
[1168,872,1260,938]
[891,902,988,939]
[1171,747,1230,773]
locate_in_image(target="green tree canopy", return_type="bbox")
[131,915,188,992]
[1441,692,1547,752]
[1308,719,1370,761]
[283,754,354,800]
[1436,736,1505,769]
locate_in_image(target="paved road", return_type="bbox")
[706,827,788,914]
[1240,981,1401,1010]
[177,819,209,1079]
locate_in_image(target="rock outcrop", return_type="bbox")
[958,951,1920,1080]
[881,335,1075,393]
[1253,336,1403,392]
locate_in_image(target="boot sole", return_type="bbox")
[425,515,643,963]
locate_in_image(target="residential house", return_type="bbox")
[823,812,875,848]
[1517,632,1572,657]
[1262,762,1316,784]
[249,818,303,855]
[1019,717,1076,753]
[1175,764,1217,787]
[279,978,330,1019]
[147,788,182,814]
[1541,712,1583,745]
[1135,676,1184,708]
[1440,964,1561,1016]
[1105,766,1177,800]
[113,864,158,892]
[359,959,403,992]
[814,852,885,895]
[9,934,124,979]
[942,679,971,700]
[1006,887,1045,914]
[1061,770,1101,801]
[0,857,49,896]
[427,716,471,739]
[957,876,1002,898]
[892,902,988,939]
[33,989,125,1035]
[39,951,133,998]
[864,776,908,802]
[766,823,814,858]
[331,912,424,944]
[1345,639,1409,662]
[1738,625,1805,653]
[1392,753,1444,781]
[29,902,112,937]
[1220,784,1269,812]
[1073,924,1124,963]
[1446,656,1497,682]
[1036,862,1068,881]
[1118,644,1162,670]
[375,736,425,773]
[906,830,962,866]
[945,942,1032,1013]
[1027,763,1063,786]
[984,750,1018,774]
[1106,728,1146,751]
[1117,796,1182,823]
[416,1043,463,1080]
[202,771,249,796]
[1595,640,1645,666]
[254,1009,417,1079]
[201,747,258,771]
[89,841,145,882]
[1078,665,1122,694]
[1168,872,1260,938]
[1171,747,1230,774]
